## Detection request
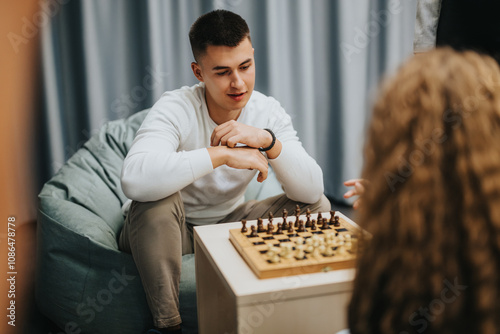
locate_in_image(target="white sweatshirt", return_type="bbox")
[121,83,324,225]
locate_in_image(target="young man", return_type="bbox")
[119,9,330,333]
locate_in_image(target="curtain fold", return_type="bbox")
[41,0,417,202]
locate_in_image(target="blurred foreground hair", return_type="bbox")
[349,48,500,334]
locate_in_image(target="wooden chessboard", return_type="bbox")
[229,210,362,279]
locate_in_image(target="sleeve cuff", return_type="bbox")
[185,148,214,180]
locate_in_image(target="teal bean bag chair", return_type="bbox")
[36,109,283,334]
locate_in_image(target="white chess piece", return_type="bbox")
[295,244,305,259]
[305,238,314,253]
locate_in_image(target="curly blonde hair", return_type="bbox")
[348,48,500,334]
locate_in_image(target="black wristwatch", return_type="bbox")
[259,128,276,152]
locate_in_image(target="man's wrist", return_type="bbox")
[207,146,227,169]
[259,129,276,152]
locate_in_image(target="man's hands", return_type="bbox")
[210,120,272,150]
[207,120,282,182]
[207,146,269,182]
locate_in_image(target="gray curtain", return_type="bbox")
[41,0,417,202]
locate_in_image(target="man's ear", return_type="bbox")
[191,62,204,82]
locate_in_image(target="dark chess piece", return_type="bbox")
[295,204,301,216]
[306,208,311,218]
[250,225,258,237]
[311,219,317,230]
[267,221,274,234]
[282,209,288,220]
[288,222,294,234]
[334,216,341,227]
[329,210,336,223]
[321,217,329,230]
[305,215,312,228]
[257,218,265,233]
[317,212,323,221]
[268,212,274,224]
[297,220,305,232]
[241,219,247,233]
[282,218,288,230]
[276,222,283,235]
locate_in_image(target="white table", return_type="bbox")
[194,216,356,334]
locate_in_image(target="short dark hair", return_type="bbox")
[189,10,251,62]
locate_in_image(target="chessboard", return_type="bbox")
[229,207,363,279]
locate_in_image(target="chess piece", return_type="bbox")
[257,218,265,233]
[276,222,283,235]
[268,211,274,224]
[295,236,304,246]
[311,219,317,230]
[306,208,311,219]
[266,245,281,263]
[313,244,325,258]
[288,222,294,234]
[241,219,247,233]
[329,210,336,223]
[295,205,301,217]
[324,245,335,257]
[337,245,347,256]
[295,244,305,260]
[280,243,293,259]
[269,254,280,263]
[305,215,312,228]
[334,216,341,227]
[321,217,329,230]
[305,238,314,253]
[250,225,258,237]
[311,234,321,247]
[297,220,305,232]
[294,205,301,227]
[267,221,274,234]
[282,218,288,230]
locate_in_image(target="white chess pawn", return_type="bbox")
[337,245,347,256]
[270,253,281,263]
[304,238,314,253]
[324,245,335,257]
[295,244,305,259]
[295,236,304,246]
[280,244,294,259]
[326,237,335,248]
[311,234,321,243]
[313,244,325,258]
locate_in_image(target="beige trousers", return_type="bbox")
[119,192,331,328]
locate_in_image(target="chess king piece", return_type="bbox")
[294,205,301,227]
